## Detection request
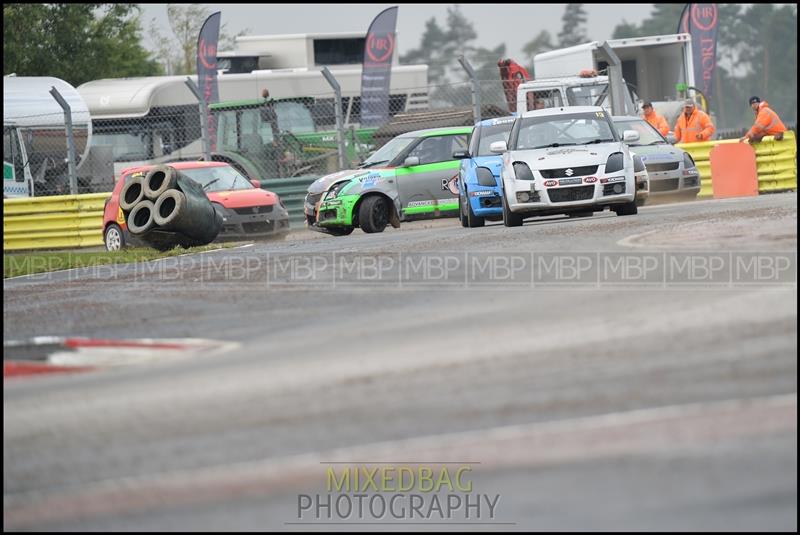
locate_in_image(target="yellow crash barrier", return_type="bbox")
[678,131,797,198]
[3,193,111,251]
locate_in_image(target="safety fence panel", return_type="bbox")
[4,193,110,251]
[259,175,321,228]
[678,131,796,198]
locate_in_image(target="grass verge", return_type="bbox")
[4,243,243,279]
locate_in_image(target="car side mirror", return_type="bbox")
[622,130,640,143]
[665,132,677,144]
[250,179,261,188]
[490,141,508,153]
[452,150,471,159]
[403,156,420,167]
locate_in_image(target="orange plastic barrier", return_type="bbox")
[709,143,759,199]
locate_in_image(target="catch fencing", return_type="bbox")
[7,76,512,198]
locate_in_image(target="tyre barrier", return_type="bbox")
[121,165,223,251]
[3,193,109,251]
[677,131,797,198]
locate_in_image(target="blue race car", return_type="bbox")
[454,116,516,227]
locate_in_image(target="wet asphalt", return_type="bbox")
[4,193,797,531]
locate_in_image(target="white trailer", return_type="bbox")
[78,32,428,180]
[531,34,698,127]
[3,76,92,197]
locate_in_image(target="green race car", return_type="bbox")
[304,127,472,235]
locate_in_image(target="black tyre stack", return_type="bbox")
[118,165,223,251]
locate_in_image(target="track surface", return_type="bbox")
[4,193,797,531]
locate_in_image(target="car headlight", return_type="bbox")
[476,167,496,187]
[605,152,624,174]
[512,162,534,181]
[683,152,696,169]
[633,155,645,173]
[327,180,350,199]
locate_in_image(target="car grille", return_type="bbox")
[306,192,323,205]
[650,178,680,192]
[644,162,679,172]
[242,221,274,233]
[233,205,273,215]
[540,165,598,179]
[547,186,594,203]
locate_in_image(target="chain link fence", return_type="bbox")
[12,72,793,199]
[6,75,519,197]
[3,108,93,197]
[35,61,773,197]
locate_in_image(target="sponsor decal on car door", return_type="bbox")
[397,134,468,217]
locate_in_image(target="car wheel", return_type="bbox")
[104,223,125,251]
[463,186,485,228]
[459,191,469,228]
[359,196,389,233]
[613,200,638,216]
[502,194,523,227]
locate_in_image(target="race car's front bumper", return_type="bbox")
[467,185,503,217]
[505,175,635,215]
[216,204,290,239]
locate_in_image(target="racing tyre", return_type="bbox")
[613,200,638,216]
[502,195,523,227]
[359,196,389,233]
[463,187,485,228]
[459,192,469,228]
[104,223,125,251]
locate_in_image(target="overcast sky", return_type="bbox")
[139,3,657,62]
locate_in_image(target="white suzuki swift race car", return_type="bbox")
[491,106,641,226]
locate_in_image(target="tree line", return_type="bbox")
[3,3,239,86]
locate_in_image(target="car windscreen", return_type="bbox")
[613,119,667,146]
[476,122,514,156]
[510,112,618,150]
[359,136,416,168]
[180,166,253,192]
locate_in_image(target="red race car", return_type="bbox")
[102,161,290,251]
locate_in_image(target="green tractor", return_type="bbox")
[209,97,377,180]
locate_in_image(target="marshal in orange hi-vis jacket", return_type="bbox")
[740,96,787,143]
[642,102,669,136]
[674,100,715,143]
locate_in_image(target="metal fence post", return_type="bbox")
[596,42,625,116]
[321,67,347,170]
[49,86,78,194]
[458,55,481,124]
[185,78,212,161]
